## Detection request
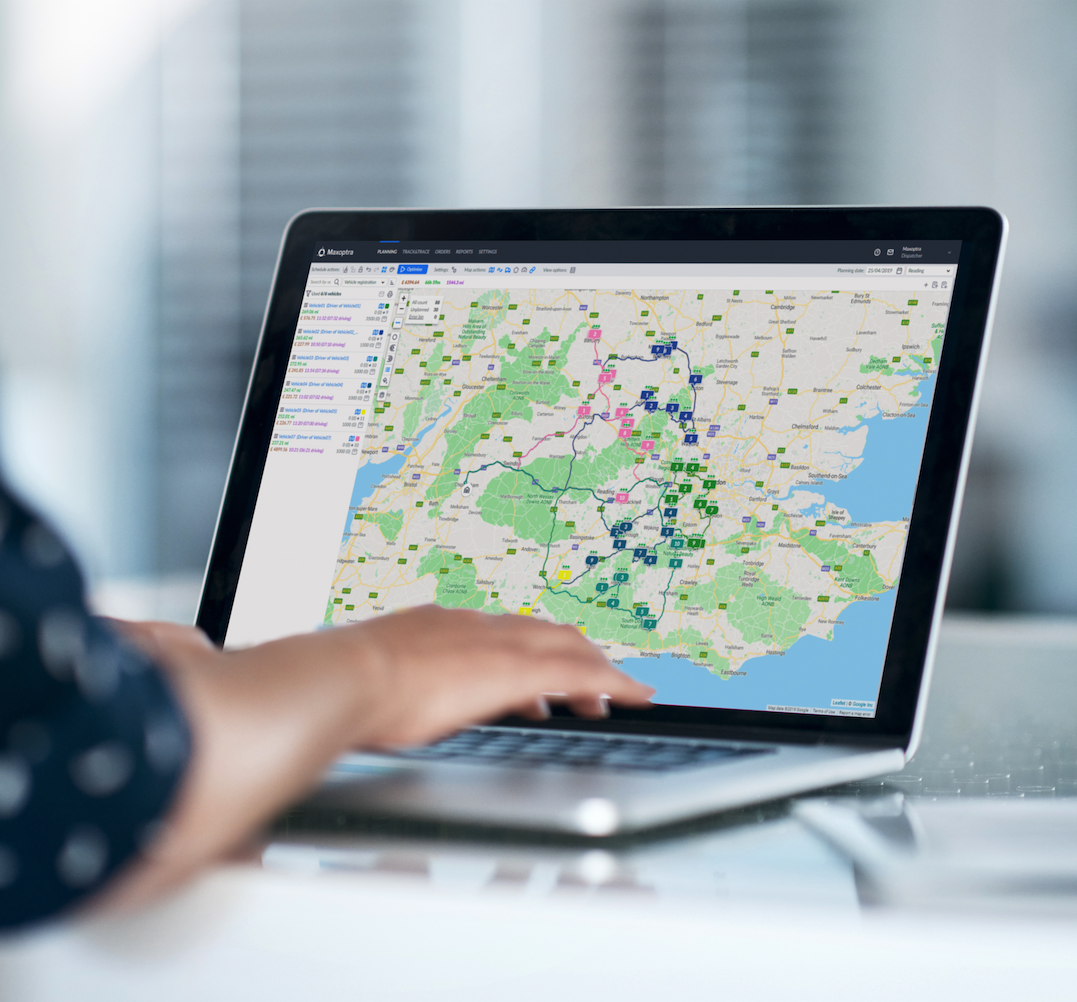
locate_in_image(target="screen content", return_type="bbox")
[226,239,960,719]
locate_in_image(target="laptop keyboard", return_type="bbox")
[394,727,767,773]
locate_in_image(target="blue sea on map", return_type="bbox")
[344,454,406,533]
[812,372,936,523]
[622,587,896,710]
[623,373,936,712]
[343,407,451,532]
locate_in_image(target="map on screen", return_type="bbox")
[301,268,950,718]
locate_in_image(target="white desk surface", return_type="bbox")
[3,613,1076,1001]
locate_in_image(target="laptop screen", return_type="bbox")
[224,237,960,721]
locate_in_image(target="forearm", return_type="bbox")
[102,633,378,906]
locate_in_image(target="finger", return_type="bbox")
[566,694,610,719]
[513,696,552,721]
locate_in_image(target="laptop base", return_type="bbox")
[309,729,906,836]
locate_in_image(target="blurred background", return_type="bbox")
[0,0,1073,621]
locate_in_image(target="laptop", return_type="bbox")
[197,206,1006,836]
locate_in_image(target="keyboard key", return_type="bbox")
[394,727,765,773]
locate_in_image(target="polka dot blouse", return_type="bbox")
[0,484,191,929]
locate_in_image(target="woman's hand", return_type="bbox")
[307,605,651,746]
[106,607,653,905]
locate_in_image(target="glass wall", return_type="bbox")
[1,0,1074,615]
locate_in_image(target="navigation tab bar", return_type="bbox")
[312,239,962,266]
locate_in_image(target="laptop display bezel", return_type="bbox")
[197,206,1005,748]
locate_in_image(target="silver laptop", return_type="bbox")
[197,206,1007,835]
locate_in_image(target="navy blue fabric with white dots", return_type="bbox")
[0,484,191,929]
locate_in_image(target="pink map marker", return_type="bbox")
[616,492,629,503]
[615,407,629,418]
[578,405,591,416]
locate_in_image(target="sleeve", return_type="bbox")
[0,484,191,930]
